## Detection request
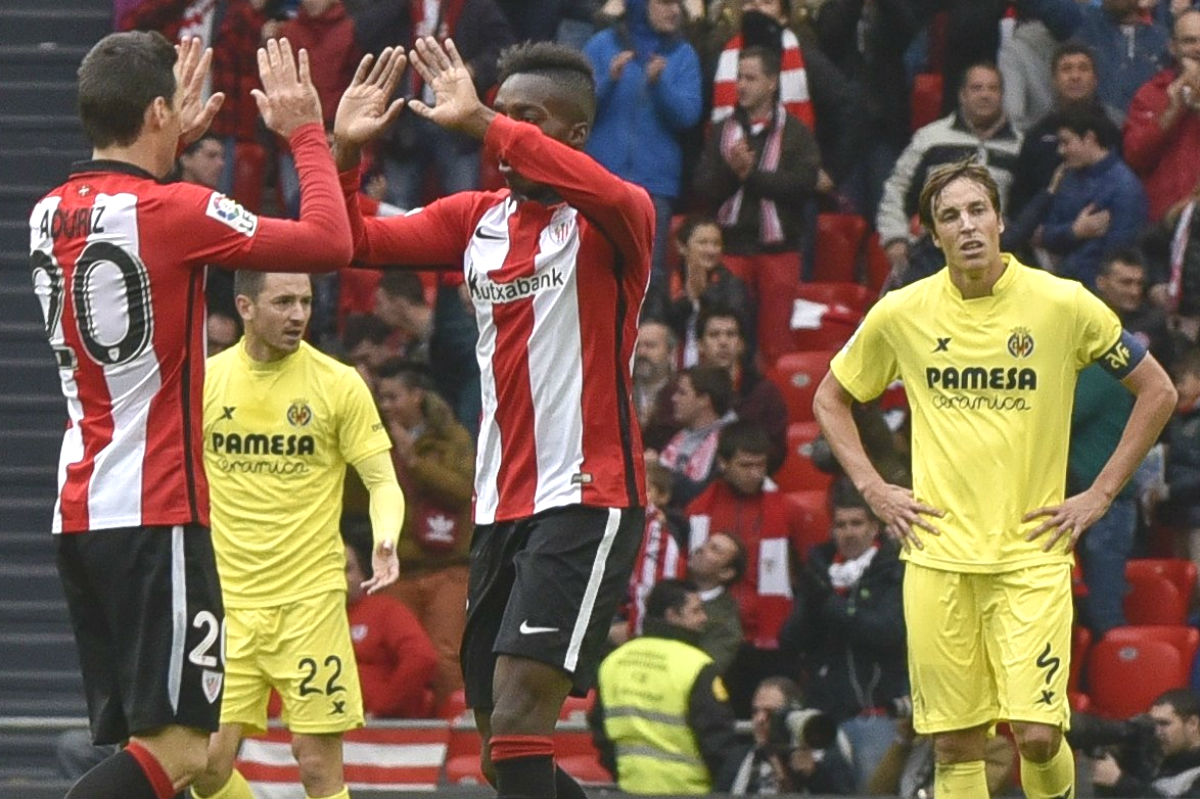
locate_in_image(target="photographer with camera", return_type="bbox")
[726,676,855,795]
[1085,689,1200,797]
[592,579,739,795]
[778,481,908,791]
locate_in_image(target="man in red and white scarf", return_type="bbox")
[710,0,813,128]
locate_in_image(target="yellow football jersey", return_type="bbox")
[830,256,1127,572]
[204,341,391,606]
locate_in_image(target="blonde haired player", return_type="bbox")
[194,270,404,799]
[814,160,1177,799]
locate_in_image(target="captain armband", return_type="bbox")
[1096,330,1147,379]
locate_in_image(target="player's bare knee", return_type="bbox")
[933,727,988,763]
[1013,722,1061,763]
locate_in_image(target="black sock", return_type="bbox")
[64,750,165,799]
[495,754,556,798]
[555,766,588,799]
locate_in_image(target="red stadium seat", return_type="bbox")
[1069,625,1091,694]
[911,73,944,132]
[1124,559,1198,625]
[1087,633,1195,718]
[436,689,469,721]
[813,214,868,283]
[766,351,836,423]
[795,281,876,314]
[784,489,832,560]
[792,313,858,351]
[560,691,595,722]
[774,422,834,493]
[444,719,486,785]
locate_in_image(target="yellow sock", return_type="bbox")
[935,760,990,799]
[191,768,254,799]
[306,786,350,799]
[1020,740,1075,799]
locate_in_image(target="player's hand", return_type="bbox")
[1023,487,1110,553]
[1091,752,1121,787]
[252,37,323,139]
[333,48,407,150]
[861,481,943,552]
[407,37,492,140]
[362,540,400,594]
[174,37,225,147]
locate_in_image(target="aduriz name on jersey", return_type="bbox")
[38,206,106,240]
[926,366,1038,390]
[211,432,316,456]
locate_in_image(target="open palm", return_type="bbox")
[175,37,224,146]
[334,47,407,147]
[407,37,486,134]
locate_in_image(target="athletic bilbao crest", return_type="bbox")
[286,400,312,427]
[1007,327,1034,359]
[202,669,223,704]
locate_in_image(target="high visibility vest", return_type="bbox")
[597,636,713,795]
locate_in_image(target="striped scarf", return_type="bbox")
[711,30,814,129]
[716,105,787,245]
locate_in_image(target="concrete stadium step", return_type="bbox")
[0,9,112,48]
[0,671,84,715]
[0,561,60,603]
[0,728,76,789]
[0,116,85,152]
[0,429,61,468]
[0,631,79,672]
[0,600,68,632]
[0,777,71,799]
[0,45,92,83]
[0,495,56,534]
[0,394,65,436]
[0,81,76,115]
[0,148,84,188]
[0,533,55,562]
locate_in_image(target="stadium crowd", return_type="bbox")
[79,0,1200,794]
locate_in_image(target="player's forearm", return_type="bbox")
[812,373,888,495]
[356,450,406,548]
[1093,360,1178,500]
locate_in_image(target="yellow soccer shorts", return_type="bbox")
[904,561,1072,735]
[221,590,364,736]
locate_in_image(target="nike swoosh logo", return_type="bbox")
[519,620,559,635]
[474,226,505,241]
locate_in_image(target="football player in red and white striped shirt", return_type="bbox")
[29,32,363,799]
[332,37,655,799]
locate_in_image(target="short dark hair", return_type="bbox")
[341,516,374,580]
[739,45,781,79]
[233,271,267,302]
[78,31,177,148]
[918,159,1002,233]
[375,357,434,390]
[342,313,392,350]
[1156,688,1200,721]
[1100,247,1146,277]
[696,305,745,343]
[683,366,734,417]
[717,420,770,461]
[497,41,596,124]
[181,133,222,157]
[644,578,697,622]
[960,60,1002,90]
[378,271,426,305]
[756,675,803,706]
[831,478,876,518]
[675,214,721,246]
[1052,41,1096,73]
[1050,103,1118,150]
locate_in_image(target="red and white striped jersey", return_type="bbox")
[626,504,686,636]
[28,125,351,533]
[343,115,653,524]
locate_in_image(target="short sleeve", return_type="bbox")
[336,367,391,465]
[828,299,900,403]
[1072,284,1134,373]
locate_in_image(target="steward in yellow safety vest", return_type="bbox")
[591,579,738,795]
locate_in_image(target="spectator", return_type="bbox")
[633,320,679,449]
[660,365,737,507]
[344,537,440,718]
[374,359,474,707]
[1009,42,1122,219]
[206,311,240,357]
[867,715,1017,799]
[1158,348,1200,576]
[342,312,400,386]
[1090,688,1200,797]
[1145,185,1200,344]
[693,45,820,363]
[374,271,433,362]
[725,676,855,795]
[1124,9,1200,223]
[352,0,515,210]
[685,422,802,715]
[1096,249,1179,366]
[1068,363,1136,637]
[999,17,1060,135]
[592,579,738,795]
[620,459,688,643]
[780,482,907,791]
[694,306,787,474]
[584,0,703,295]
[664,215,754,369]
[177,133,225,188]
[1032,103,1147,288]
[686,530,746,674]
[877,61,1023,282]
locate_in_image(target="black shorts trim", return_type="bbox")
[57,524,224,744]
[460,505,644,709]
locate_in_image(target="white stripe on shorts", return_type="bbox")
[168,525,186,712]
[565,508,620,672]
